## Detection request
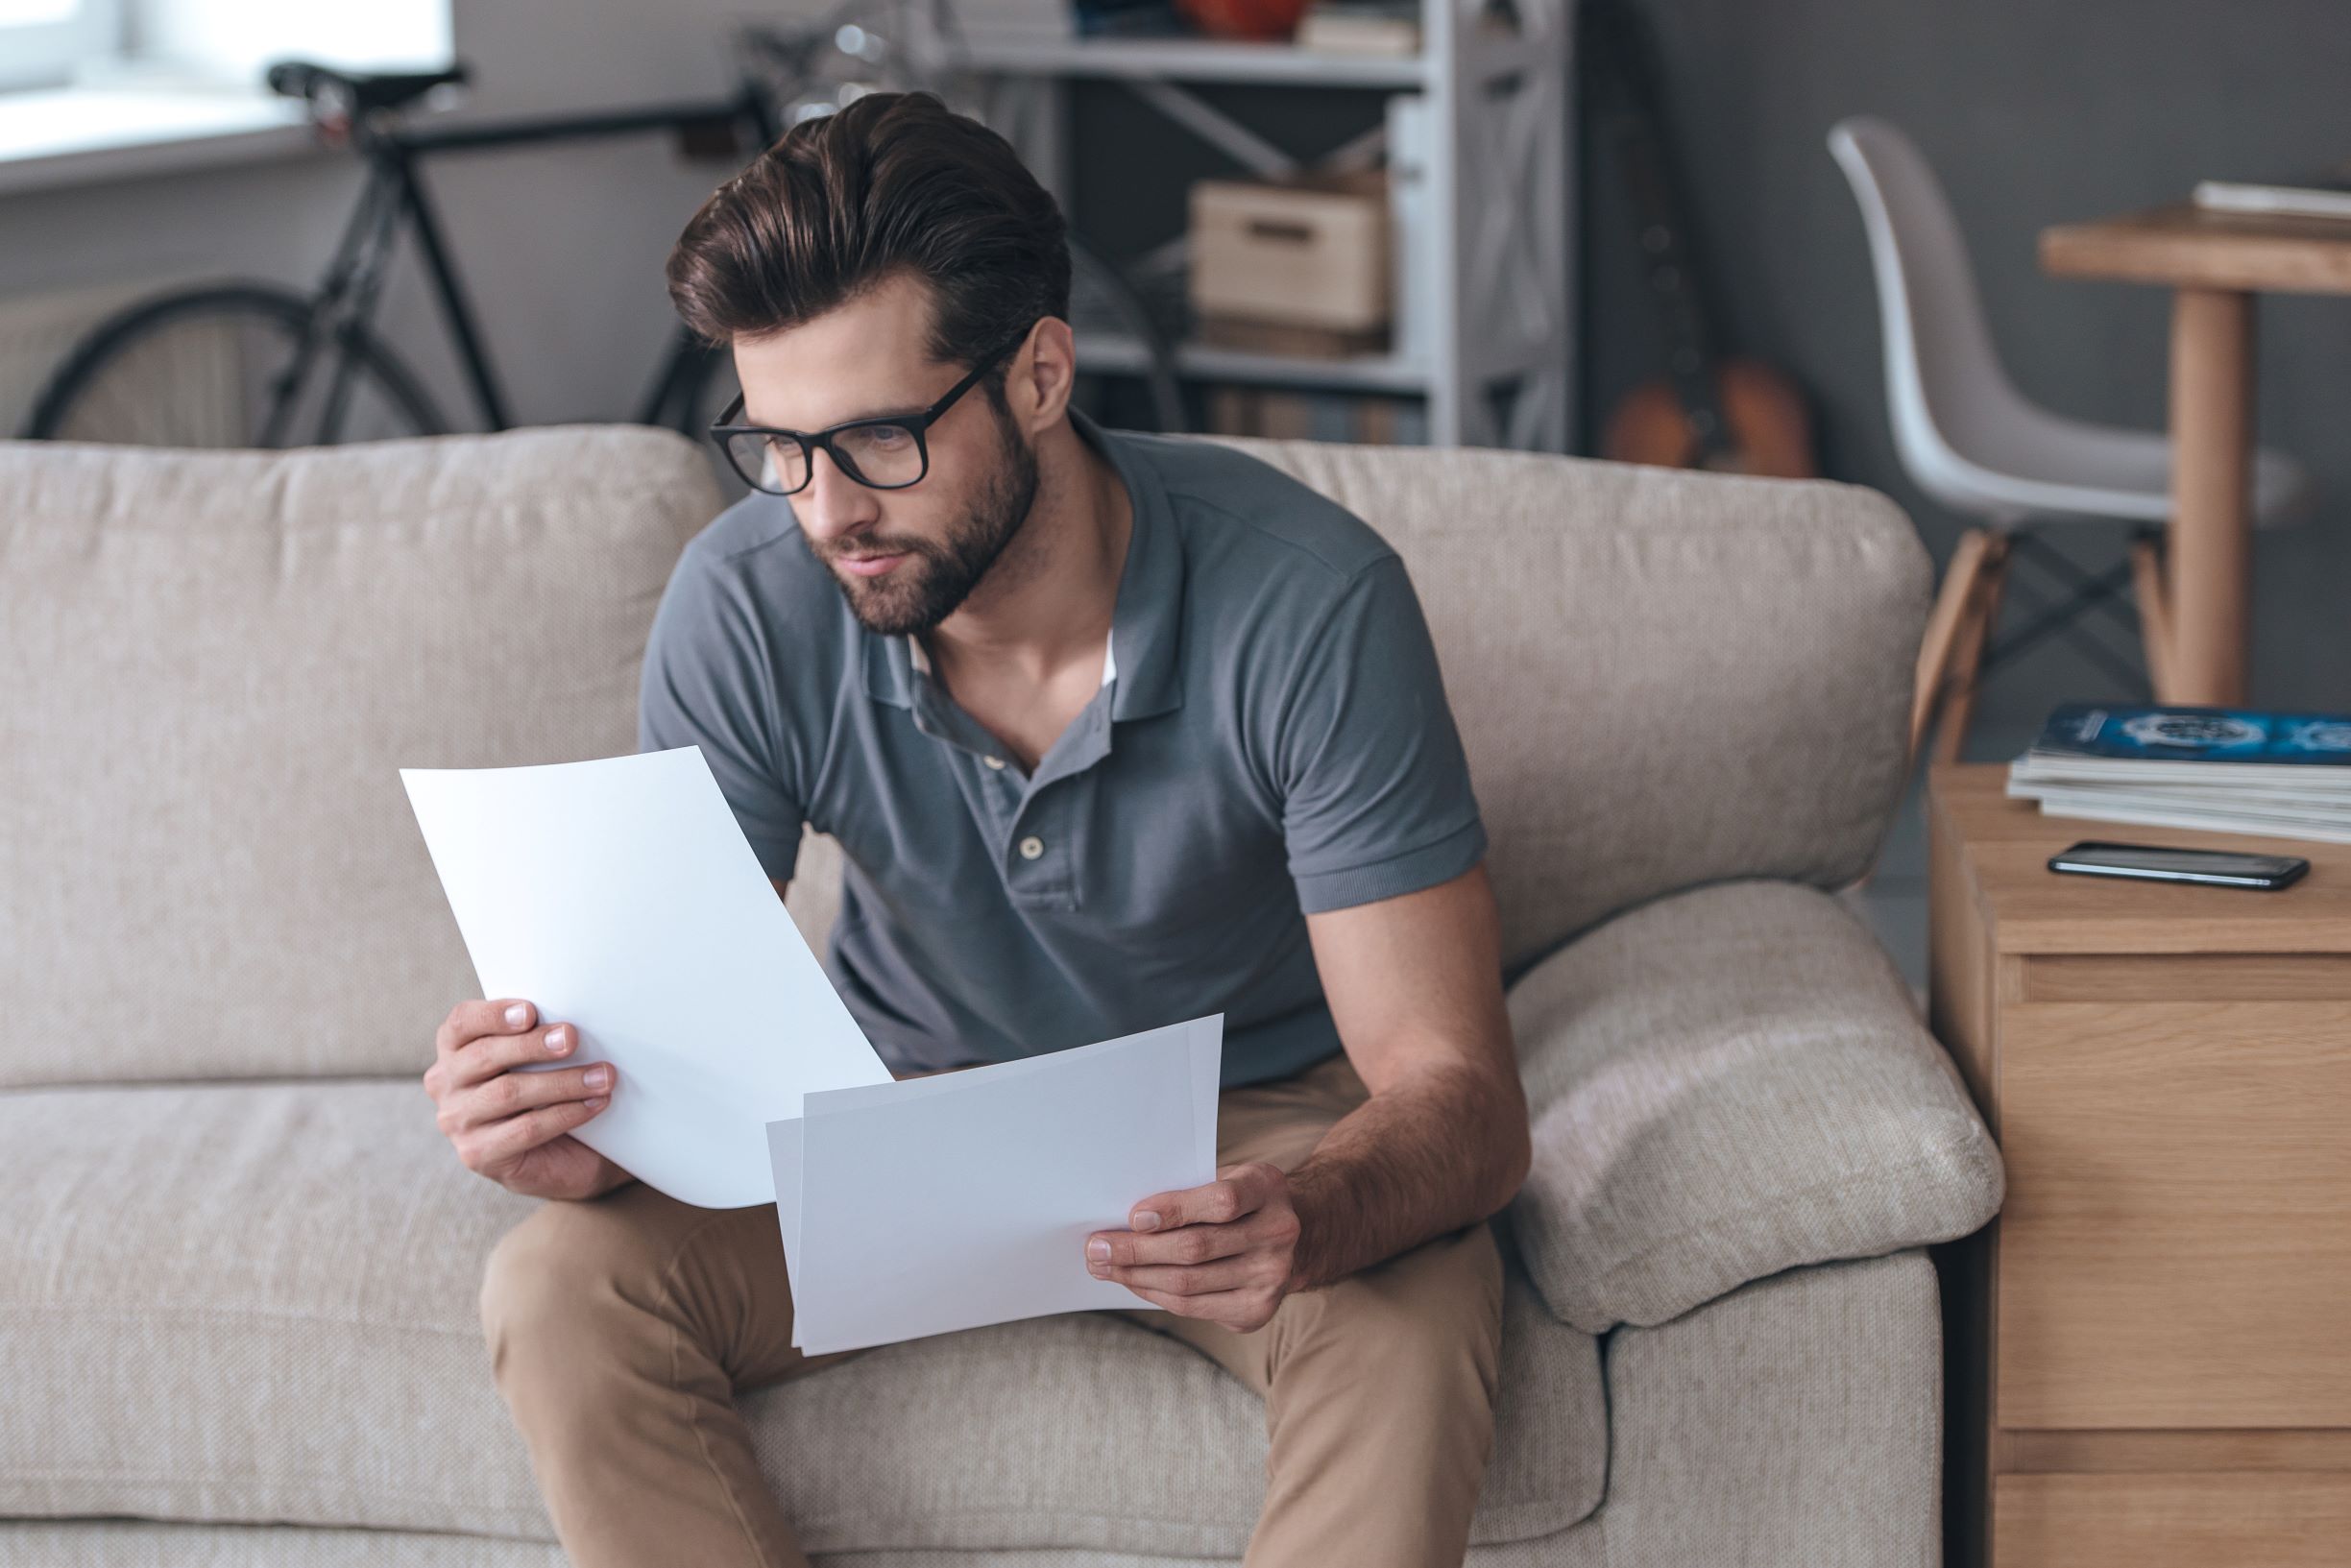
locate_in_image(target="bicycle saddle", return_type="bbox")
[264,60,470,114]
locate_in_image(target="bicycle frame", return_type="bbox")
[256,11,1178,449]
[280,84,776,443]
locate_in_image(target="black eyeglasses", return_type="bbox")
[709,324,1033,495]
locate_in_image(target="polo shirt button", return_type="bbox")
[983,755,1006,770]
[1018,835,1045,860]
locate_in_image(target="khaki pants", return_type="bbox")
[478,1049,1505,1568]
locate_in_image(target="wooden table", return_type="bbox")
[2040,203,2351,706]
[1927,764,2351,1567]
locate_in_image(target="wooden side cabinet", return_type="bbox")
[1927,765,2351,1568]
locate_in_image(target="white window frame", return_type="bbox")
[0,0,122,93]
[0,0,448,194]
[133,0,452,90]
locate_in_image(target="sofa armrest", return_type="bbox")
[1504,880,2003,1335]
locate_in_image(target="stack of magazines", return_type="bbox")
[2006,703,2351,844]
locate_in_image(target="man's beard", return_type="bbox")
[817,408,1040,638]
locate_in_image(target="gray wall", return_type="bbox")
[1579,0,2351,737]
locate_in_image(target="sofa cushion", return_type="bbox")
[1505,880,2003,1334]
[0,427,718,1090]
[0,1079,1605,1551]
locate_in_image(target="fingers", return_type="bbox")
[439,1057,616,1136]
[436,997,537,1056]
[1086,1215,1262,1270]
[1086,1162,1297,1332]
[448,1018,581,1090]
[469,1095,612,1171]
[1117,1282,1278,1332]
[1093,1255,1267,1295]
[1126,1163,1277,1234]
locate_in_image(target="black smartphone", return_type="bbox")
[2048,840,2311,890]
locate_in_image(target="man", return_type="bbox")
[425,90,1530,1568]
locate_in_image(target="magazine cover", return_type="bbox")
[2030,704,2351,766]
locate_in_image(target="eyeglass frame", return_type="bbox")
[707,322,1035,495]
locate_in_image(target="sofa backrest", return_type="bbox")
[1,426,1926,1089]
[1203,438,1928,970]
[1,427,720,1088]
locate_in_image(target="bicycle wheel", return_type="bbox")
[22,282,448,446]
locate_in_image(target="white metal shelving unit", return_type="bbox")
[909,0,1574,450]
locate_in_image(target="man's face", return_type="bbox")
[730,274,1037,637]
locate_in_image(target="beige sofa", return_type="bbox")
[0,425,2002,1565]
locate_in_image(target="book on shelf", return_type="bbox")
[2006,702,2351,844]
[1296,0,1422,56]
[2193,167,2351,222]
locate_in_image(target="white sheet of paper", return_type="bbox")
[766,1017,1222,1290]
[776,1014,1223,1355]
[400,746,890,1209]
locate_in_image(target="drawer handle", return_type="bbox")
[1244,218,1316,245]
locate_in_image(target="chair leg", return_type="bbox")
[1932,532,2012,765]
[2130,532,2176,702]
[1911,528,1996,759]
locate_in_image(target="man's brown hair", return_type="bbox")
[666,91,1070,403]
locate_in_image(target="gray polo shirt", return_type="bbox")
[638,407,1486,1087]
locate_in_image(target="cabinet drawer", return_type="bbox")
[1995,1473,2351,1567]
[1998,1001,2351,1429]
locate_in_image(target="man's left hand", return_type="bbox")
[1085,1162,1303,1332]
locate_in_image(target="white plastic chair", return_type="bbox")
[1827,115,2312,759]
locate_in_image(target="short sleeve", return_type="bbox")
[637,549,807,883]
[1276,554,1487,913]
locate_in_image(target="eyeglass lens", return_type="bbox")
[726,422,924,494]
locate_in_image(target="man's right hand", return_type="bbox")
[425,998,634,1201]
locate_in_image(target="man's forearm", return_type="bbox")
[1282,1058,1530,1291]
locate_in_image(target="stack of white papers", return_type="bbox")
[771,1014,1221,1355]
[402,746,1220,1353]
[401,747,892,1208]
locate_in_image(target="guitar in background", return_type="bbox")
[1583,0,1816,478]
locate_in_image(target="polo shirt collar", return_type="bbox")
[906,629,1115,687]
[1084,406,1185,723]
[861,621,916,709]
[858,405,1184,722]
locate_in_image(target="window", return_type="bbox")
[0,0,448,180]
[133,2,452,88]
[0,1,448,97]
[0,0,120,92]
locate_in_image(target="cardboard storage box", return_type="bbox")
[1188,171,1391,343]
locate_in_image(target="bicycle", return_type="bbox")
[22,3,1184,461]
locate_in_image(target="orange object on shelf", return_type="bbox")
[1175,0,1314,41]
